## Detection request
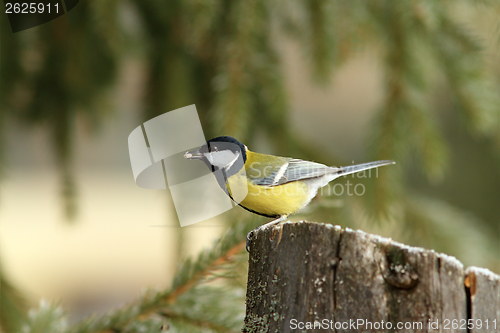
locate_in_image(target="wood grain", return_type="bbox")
[243,221,497,333]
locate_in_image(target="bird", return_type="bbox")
[184,136,395,249]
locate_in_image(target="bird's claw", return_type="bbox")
[246,230,254,252]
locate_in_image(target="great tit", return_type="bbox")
[184,136,395,246]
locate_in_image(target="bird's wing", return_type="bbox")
[249,158,336,187]
[276,159,336,185]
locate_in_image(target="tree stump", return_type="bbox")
[243,221,499,333]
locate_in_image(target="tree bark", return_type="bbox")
[243,221,499,333]
[465,266,500,333]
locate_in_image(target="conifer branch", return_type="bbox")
[166,240,246,304]
[68,219,254,333]
[160,308,236,333]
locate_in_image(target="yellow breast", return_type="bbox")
[226,168,312,217]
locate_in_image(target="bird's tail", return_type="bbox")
[336,160,395,177]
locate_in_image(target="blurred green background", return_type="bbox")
[1,1,499,332]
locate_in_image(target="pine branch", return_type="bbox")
[305,0,335,83]
[165,311,235,333]
[19,301,67,333]
[166,240,245,304]
[404,194,500,272]
[0,273,27,333]
[210,0,269,139]
[161,285,245,332]
[68,219,256,333]
[431,11,500,136]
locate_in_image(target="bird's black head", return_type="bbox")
[184,136,247,177]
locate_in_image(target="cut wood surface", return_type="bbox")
[465,266,500,333]
[243,221,499,333]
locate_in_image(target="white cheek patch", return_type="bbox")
[204,152,214,165]
[225,151,240,170]
[205,150,240,169]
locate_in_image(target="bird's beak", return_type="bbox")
[184,149,203,159]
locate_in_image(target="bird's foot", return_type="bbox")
[246,230,254,252]
[276,224,284,247]
[246,216,287,252]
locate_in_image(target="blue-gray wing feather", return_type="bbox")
[248,158,395,187]
[251,159,337,187]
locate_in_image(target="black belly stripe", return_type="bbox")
[236,201,281,218]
